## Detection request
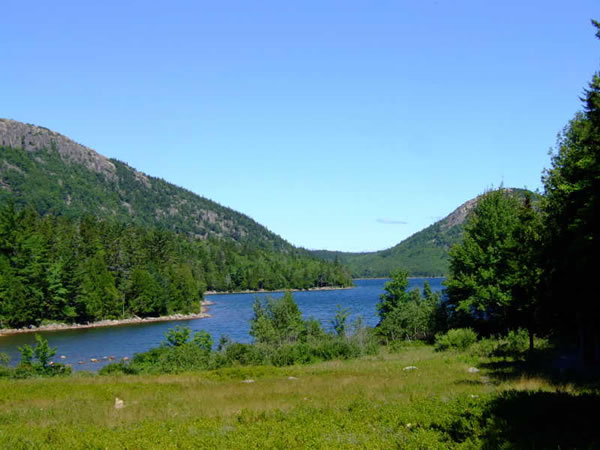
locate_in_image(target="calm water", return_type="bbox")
[0,278,444,370]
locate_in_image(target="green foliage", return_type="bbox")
[377,272,446,342]
[13,334,71,377]
[18,334,57,371]
[249,291,306,346]
[376,269,410,320]
[0,203,352,329]
[165,326,191,347]
[541,41,600,359]
[330,304,350,337]
[192,330,213,353]
[468,329,547,359]
[445,189,542,340]
[434,328,477,351]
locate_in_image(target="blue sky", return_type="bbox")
[1,1,598,251]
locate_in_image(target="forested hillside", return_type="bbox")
[0,119,293,252]
[313,189,539,277]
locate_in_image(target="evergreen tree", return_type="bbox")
[445,189,536,336]
[376,269,410,322]
[541,22,600,360]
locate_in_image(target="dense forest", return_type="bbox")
[0,203,352,328]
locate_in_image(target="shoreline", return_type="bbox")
[0,301,215,337]
[353,276,446,280]
[0,284,354,335]
[204,285,354,296]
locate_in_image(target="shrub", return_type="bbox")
[99,362,139,375]
[164,326,191,347]
[468,337,500,357]
[498,329,530,356]
[249,292,308,345]
[435,328,477,351]
[468,329,536,358]
[15,334,71,377]
[221,343,269,367]
[192,330,213,353]
[331,305,350,337]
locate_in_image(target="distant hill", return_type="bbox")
[0,118,294,253]
[311,188,539,277]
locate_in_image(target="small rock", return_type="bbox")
[114,397,124,409]
[469,394,479,398]
[241,379,255,383]
[287,376,298,380]
[403,366,418,371]
[467,367,480,373]
[406,423,412,428]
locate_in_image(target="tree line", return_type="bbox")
[0,204,352,328]
[445,26,600,360]
[374,21,600,362]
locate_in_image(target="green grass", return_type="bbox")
[0,345,598,448]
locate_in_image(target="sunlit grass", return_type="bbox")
[0,345,596,448]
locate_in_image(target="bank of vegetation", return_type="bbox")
[0,205,351,329]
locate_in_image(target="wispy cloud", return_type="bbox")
[376,218,408,225]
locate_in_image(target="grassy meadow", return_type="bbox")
[1,344,598,449]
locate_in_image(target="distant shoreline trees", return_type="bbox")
[0,204,352,328]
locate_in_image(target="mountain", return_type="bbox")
[0,118,292,253]
[0,118,353,328]
[311,189,539,278]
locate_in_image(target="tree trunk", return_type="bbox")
[528,329,534,352]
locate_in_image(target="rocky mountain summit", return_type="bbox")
[0,118,116,180]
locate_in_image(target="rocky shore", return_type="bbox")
[204,285,354,295]
[0,301,214,337]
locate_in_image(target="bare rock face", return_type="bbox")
[442,187,518,229]
[442,197,479,229]
[0,118,117,181]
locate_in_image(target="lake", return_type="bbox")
[0,278,445,370]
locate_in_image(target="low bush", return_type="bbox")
[0,334,72,379]
[469,329,546,359]
[434,328,478,351]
